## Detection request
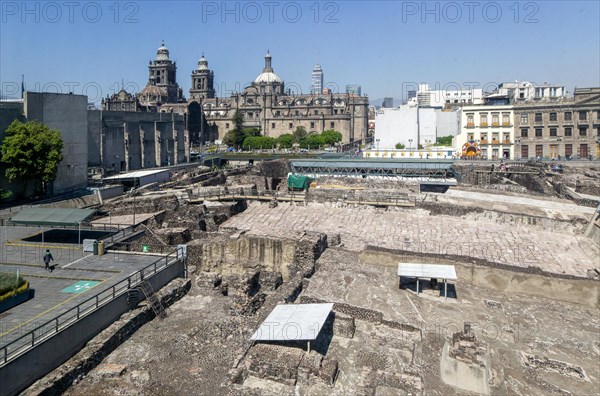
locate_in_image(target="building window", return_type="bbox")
[310,122,315,129]
[295,110,299,116]
[271,123,275,129]
[226,123,230,129]
[536,145,543,158]
[275,111,280,116]
[520,113,529,124]
[550,128,557,137]
[564,112,572,121]
[535,128,543,137]
[521,145,529,158]
[580,144,588,158]
[467,114,474,127]
[596,110,600,119]
[549,112,557,122]
[330,122,335,128]
[247,112,253,119]
[565,144,572,157]
[468,134,475,141]
[480,113,488,127]
[503,133,510,143]
[289,123,293,129]
[314,110,318,115]
[579,111,587,121]
[492,113,499,126]
[579,127,587,136]
[534,113,542,122]
[565,127,572,136]
[521,128,528,138]
[502,113,510,126]
[481,133,488,143]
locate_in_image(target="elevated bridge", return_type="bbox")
[289,158,458,188]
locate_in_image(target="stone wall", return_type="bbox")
[360,248,600,308]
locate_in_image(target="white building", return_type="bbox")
[411,84,484,108]
[454,104,515,160]
[374,105,460,149]
[491,81,566,102]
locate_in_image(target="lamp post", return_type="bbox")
[515,138,521,160]
[376,138,380,152]
[408,139,413,150]
[557,137,562,160]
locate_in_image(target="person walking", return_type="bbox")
[43,249,54,272]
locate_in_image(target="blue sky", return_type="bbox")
[1,1,599,102]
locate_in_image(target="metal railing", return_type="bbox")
[0,250,181,366]
[0,189,94,214]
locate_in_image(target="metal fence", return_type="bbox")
[0,249,181,366]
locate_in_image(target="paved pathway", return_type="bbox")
[0,252,165,356]
[223,203,599,277]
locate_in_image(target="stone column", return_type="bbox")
[155,121,162,167]
[124,122,131,171]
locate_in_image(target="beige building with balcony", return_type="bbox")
[455,105,515,159]
[513,88,600,160]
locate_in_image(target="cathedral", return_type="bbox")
[102,43,369,145]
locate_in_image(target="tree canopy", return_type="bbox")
[277,134,294,149]
[242,136,276,150]
[434,135,453,146]
[321,130,343,145]
[1,120,64,195]
[292,126,307,143]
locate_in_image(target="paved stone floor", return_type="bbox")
[439,188,597,219]
[223,202,599,277]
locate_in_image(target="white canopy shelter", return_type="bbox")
[397,263,457,300]
[250,303,334,352]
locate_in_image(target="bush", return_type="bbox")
[395,143,405,149]
[277,134,294,149]
[243,136,276,150]
[0,272,28,302]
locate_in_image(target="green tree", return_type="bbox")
[232,109,244,131]
[321,130,343,145]
[293,126,307,143]
[277,134,294,149]
[418,144,424,150]
[395,143,406,149]
[243,136,276,150]
[300,134,325,149]
[1,120,64,196]
[434,135,453,146]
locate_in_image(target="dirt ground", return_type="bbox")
[63,246,599,396]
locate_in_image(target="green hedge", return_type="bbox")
[0,272,28,303]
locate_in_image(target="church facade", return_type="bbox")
[102,44,369,146]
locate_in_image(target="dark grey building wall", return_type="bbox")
[24,92,88,194]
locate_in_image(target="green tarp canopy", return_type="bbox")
[10,208,96,226]
[288,174,313,191]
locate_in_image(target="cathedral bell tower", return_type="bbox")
[190,53,215,100]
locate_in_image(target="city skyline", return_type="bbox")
[1,1,599,102]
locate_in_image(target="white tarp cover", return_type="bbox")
[250,303,334,341]
[397,263,457,280]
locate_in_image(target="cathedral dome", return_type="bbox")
[140,84,166,101]
[156,42,170,61]
[254,50,282,84]
[254,71,282,84]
